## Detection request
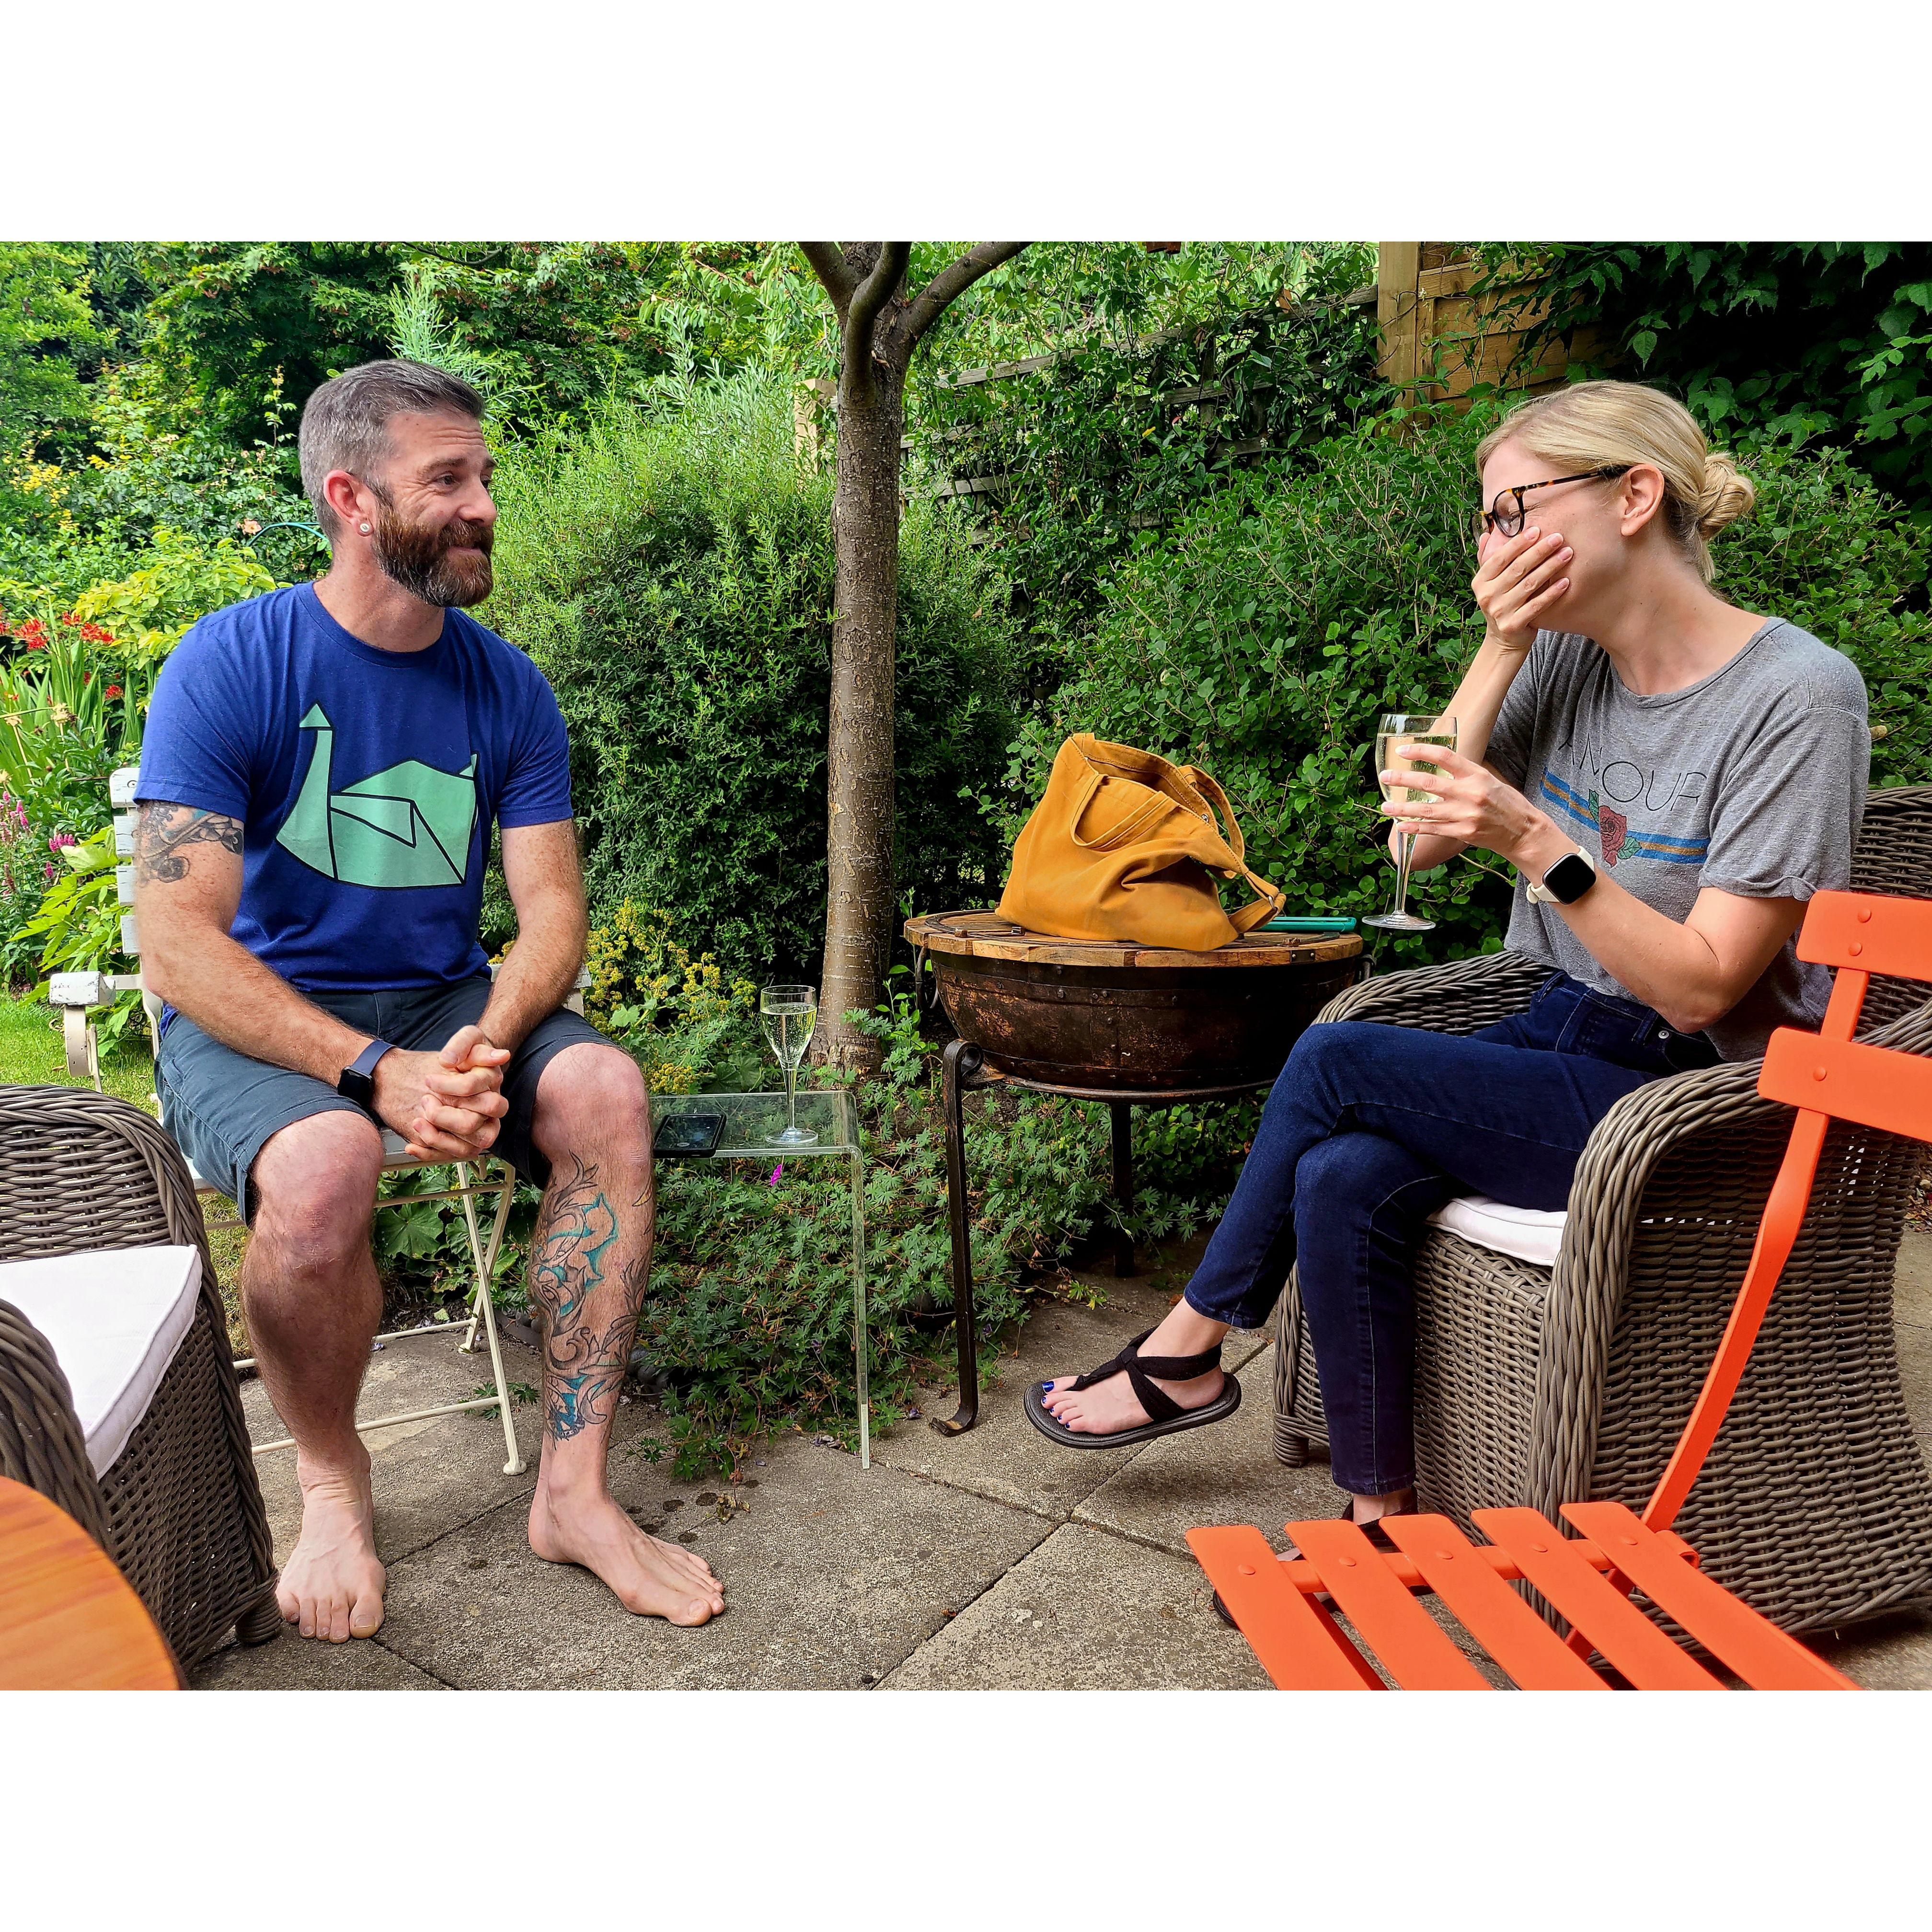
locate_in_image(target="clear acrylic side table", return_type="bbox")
[650,1089,870,1467]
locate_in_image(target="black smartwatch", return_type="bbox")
[1527,846,1599,907]
[336,1038,396,1120]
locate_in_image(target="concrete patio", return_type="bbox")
[194,1229,1932,1691]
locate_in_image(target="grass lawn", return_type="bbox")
[2,995,252,1352]
[0,995,161,1110]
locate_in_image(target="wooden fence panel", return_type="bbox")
[1376,244,1584,406]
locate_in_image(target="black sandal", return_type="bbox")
[1210,1503,1413,1628]
[1023,1326,1241,1450]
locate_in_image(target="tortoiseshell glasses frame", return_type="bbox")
[1477,465,1632,540]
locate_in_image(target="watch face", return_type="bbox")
[339,1068,377,1110]
[1546,853,1596,904]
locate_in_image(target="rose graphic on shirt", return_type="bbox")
[1588,789,1627,867]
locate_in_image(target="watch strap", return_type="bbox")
[346,1038,396,1083]
[337,1038,396,1118]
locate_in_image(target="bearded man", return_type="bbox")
[135,359,723,1641]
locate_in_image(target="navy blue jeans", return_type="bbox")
[1182,972,1721,1495]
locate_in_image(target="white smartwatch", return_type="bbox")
[1526,845,1598,906]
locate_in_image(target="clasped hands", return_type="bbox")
[371,1024,512,1162]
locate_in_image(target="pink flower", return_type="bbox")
[768,1163,784,1185]
[49,832,75,852]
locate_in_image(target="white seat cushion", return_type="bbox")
[1427,1195,1567,1270]
[0,1245,202,1477]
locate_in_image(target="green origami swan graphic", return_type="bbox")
[276,704,479,889]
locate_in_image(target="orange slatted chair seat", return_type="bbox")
[1190,890,1932,1691]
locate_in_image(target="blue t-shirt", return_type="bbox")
[137,582,572,995]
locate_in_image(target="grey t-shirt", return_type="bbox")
[1484,619,1869,1061]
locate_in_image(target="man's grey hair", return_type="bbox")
[299,359,485,538]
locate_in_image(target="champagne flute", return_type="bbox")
[1364,713,1458,934]
[760,983,819,1146]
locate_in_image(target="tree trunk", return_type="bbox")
[819,358,905,1070]
[800,242,1028,1073]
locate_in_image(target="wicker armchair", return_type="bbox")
[0,1085,279,1668]
[1273,783,1932,1635]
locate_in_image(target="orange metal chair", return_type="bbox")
[1190,888,1932,1690]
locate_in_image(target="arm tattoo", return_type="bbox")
[135,801,243,885]
[529,1156,654,1442]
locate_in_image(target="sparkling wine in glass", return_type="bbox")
[760,984,819,1146]
[1363,713,1458,934]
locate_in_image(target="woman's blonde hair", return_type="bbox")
[1475,380,1756,583]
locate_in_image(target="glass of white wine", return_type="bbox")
[760,983,819,1146]
[1364,713,1458,934]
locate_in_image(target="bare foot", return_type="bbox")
[278,1452,386,1642]
[529,1485,726,1625]
[1041,1364,1225,1436]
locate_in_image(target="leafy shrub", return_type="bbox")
[0,625,138,841]
[482,369,1026,978]
[40,361,320,575]
[579,900,764,1095]
[1476,244,1932,511]
[0,531,276,997]
[909,291,1384,654]
[1003,404,1931,969]
[0,787,49,984]
[14,828,143,1053]
[64,527,276,661]
[1702,441,1932,789]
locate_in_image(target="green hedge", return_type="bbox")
[1002,404,1931,969]
[482,372,1026,976]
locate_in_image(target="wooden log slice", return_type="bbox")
[904,908,1361,970]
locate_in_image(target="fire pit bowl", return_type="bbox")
[904,910,1363,1094]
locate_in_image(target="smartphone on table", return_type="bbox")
[655,1112,724,1158]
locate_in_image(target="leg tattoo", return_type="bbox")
[529,1156,653,1443]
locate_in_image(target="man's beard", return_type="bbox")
[368,498,495,608]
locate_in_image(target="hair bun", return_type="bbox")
[1696,452,1756,539]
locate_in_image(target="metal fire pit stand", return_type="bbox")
[932,1041,1272,1437]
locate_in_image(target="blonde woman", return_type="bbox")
[1028,381,1869,1559]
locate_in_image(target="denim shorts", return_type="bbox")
[156,976,612,1223]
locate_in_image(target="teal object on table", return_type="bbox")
[1262,916,1358,933]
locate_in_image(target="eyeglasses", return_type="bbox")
[1478,466,1632,540]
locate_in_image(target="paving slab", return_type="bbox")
[1898,1320,1932,1457]
[372,1431,1051,1690]
[243,1326,654,1566]
[869,1276,1270,1523]
[242,1326,550,1565]
[883,1521,1270,1689]
[192,1632,449,1690]
[1806,1609,1932,1690]
[1071,1344,1341,1559]
[1898,1228,1932,1330]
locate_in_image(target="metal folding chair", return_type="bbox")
[1190,886,1932,1690]
[48,764,587,1481]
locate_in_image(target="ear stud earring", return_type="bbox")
[359,522,372,534]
